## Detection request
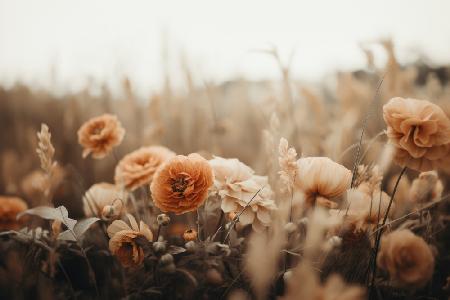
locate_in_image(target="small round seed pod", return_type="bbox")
[183,229,197,241]
[157,213,171,226]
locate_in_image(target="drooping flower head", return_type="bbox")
[0,196,28,230]
[115,146,175,191]
[83,182,127,221]
[150,153,214,214]
[77,114,125,159]
[107,214,153,267]
[295,157,352,208]
[209,156,277,232]
[383,97,450,171]
[377,229,435,287]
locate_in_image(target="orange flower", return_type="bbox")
[0,196,28,230]
[183,229,198,241]
[383,97,450,171]
[150,153,213,214]
[377,229,434,287]
[107,214,153,267]
[115,146,175,191]
[77,114,125,159]
[295,157,351,208]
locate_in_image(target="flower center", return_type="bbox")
[172,177,188,194]
[91,122,105,135]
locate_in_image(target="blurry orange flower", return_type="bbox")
[77,114,125,159]
[183,229,198,241]
[115,146,175,191]
[150,153,213,214]
[0,196,28,230]
[377,229,434,287]
[383,97,450,171]
[295,157,351,208]
[83,182,127,220]
[107,214,153,267]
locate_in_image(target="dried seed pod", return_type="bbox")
[157,213,171,226]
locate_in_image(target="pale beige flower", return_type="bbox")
[115,146,175,191]
[150,153,213,214]
[295,157,352,208]
[107,214,153,267]
[0,196,28,231]
[209,156,277,232]
[83,183,127,220]
[282,263,365,300]
[341,188,391,224]
[409,171,443,205]
[383,97,450,171]
[377,229,434,287]
[77,114,125,159]
[278,137,298,194]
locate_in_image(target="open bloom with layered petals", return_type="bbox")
[295,157,352,208]
[150,153,213,214]
[107,214,153,267]
[0,196,28,230]
[383,97,450,171]
[377,229,434,287]
[77,114,125,159]
[209,156,277,232]
[83,182,127,220]
[115,146,175,191]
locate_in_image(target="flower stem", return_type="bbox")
[368,166,407,299]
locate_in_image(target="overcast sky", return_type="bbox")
[1,0,449,95]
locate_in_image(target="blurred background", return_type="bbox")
[1,0,450,95]
[1,0,450,217]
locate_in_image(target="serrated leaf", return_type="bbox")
[18,205,77,231]
[57,230,77,241]
[73,217,100,238]
[17,206,63,221]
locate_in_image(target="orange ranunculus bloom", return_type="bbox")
[115,146,175,191]
[77,114,125,159]
[377,229,434,287]
[150,153,213,214]
[107,214,153,267]
[0,196,28,230]
[383,97,450,171]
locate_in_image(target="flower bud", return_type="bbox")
[157,213,171,226]
[153,241,166,253]
[159,253,174,266]
[183,229,197,241]
[185,241,197,252]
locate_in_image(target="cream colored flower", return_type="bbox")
[295,157,352,208]
[209,156,277,232]
[150,153,214,214]
[0,196,28,231]
[77,114,125,159]
[83,183,126,220]
[383,97,450,171]
[115,146,175,191]
[377,229,434,287]
[342,188,391,224]
[409,171,443,205]
[107,214,153,267]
